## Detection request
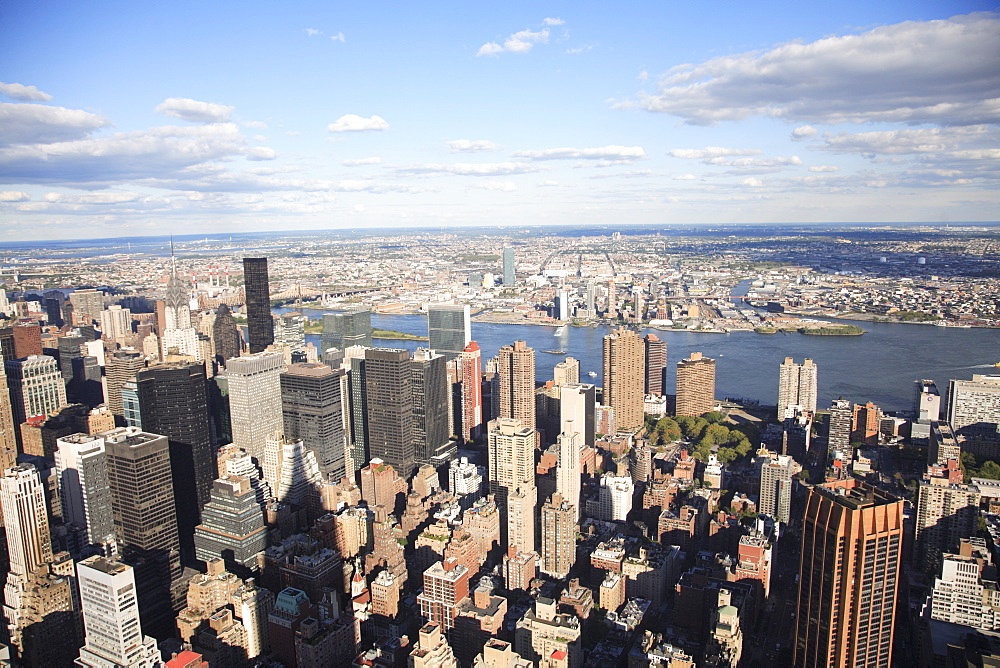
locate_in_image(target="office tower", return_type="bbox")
[103,427,182,638]
[777,357,817,417]
[411,348,453,468]
[411,622,459,668]
[69,288,105,326]
[554,290,570,321]
[602,328,644,431]
[213,303,242,366]
[71,354,104,408]
[0,366,16,472]
[948,375,1000,442]
[105,349,145,419]
[560,383,595,448]
[99,305,132,341]
[57,333,86,383]
[643,334,667,396]
[487,418,535,511]
[794,480,903,668]
[915,476,980,575]
[273,312,305,352]
[675,352,716,417]
[541,493,576,578]
[365,348,416,478]
[136,361,214,560]
[242,257,274,354]
[45,295,64,328]
[428,304,471,362]
[827,397,853,455]
[321,309,372,351]
[507,484,537,554]
[226,351,285,464]
[76,556,160,668]
[458,342,484,442]
[596,474,634,521]
[1,464,52,577]
[348,355,369,473]
[914,379,942,421]
[417,558,472,633]
[497,340,536,430]
[281,362,348,482]
[555,431,581,521]
[758,452,795,524]
[929,538,1000,628]
[121,380,141,428]
[0,326,13,362]
[553,357,580,387]
[5,355,67,427]
[262,436,322,511]
[12,322,42,358]
[502,247,515,286]
[193,476,267,574]
[162,263,200,360]
[54,433,116,551]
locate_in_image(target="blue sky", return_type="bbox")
[1,1,997,240]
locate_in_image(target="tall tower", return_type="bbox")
[242,257,274,354]
[540,493,576,578]
[827,398,853,455]
[643,333,667,396]
[0,364,18,472]
[106,349,146,419]
[162,258,200,360]
[507,484,537,554]
[76,557,160,668]
[427,304,471,362]
[54,433,116,552]
[555,431,581,521]
[502,247,515,286]
[778,358,818,417]
[226,351,285,464]
[497,340,536,431]
[0,464,52,578]
[5,355,67,428]
[915,477,980,575]
[212,303,242,366]
[365,348,416,478]
[281,362,348,482]
[488,417,536,551]
[794,480,903,668]
[411,348,453,467]
[675,352,716,417]
[602,328,644,431]
[458,342,483,443]
[560,383,595,448]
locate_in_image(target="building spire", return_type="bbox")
[169,235,176,276]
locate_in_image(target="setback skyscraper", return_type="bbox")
[242,257,275,354]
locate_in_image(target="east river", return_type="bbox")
[288,309,1000,413]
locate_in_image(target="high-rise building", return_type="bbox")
[502,247,515,286]
[411,348,454,467]
[99,305,132,341]
[162,264,200,360]
[794,480,903,668]
[76,556,160,668]
[69,288,105,326]
[507,484,537,554]
[487,418,536,512]
[827,398,853,456]
[212,303,242,366]
[321,309,372,351]
[242,257,274,354]
[948,375,1000,442]
[5,355,67,429]
[365,348,416,478]
[272,312,305,352]
[1,464,52,577]
[449,457,483,505]
[458,342,484,443]
[417,558,471,634]
[602,328,644,432]
[929,538,1000,629]
[595,474,634,521]
[553,357,580,387]
[675,352,716,418]
[914,379,942,421]
[497,341,536,431]
[428,304,471,362]
[411,621,459,668]
[758,451,795,524]
[105,349,145,419]
[915,476,980,575]
[778,357,818,417]
[541,493,576,578]
[0,365,17,472]
[281,362,348,482]
[851,401,881,445]
[12,322,42,358]
[193,475,267,574]
[554,291,570,321]
[643,334,667,396]
[54,433,116,552]
[555,431,581,521]
[560,383,595,448]
[226,351,285,464]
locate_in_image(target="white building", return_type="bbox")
[597,474,634,522]
[930,538,1000,630]
[555,431,581,521]
[449,457,483,507]
[54,433,116,550]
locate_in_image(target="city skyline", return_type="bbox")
[1,2,998,241]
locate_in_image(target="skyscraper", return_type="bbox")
[553,357,580,387]
[321,309,372,351]
[555,431,581,521]
[54,433,116,552]
[507,484,537,554]
[827,398,853,455]
[242,257,274,354]
[758,452,795,524]
[411,348,454,467]
[76,557,160,668]
[915,476,980,575]
[212,303,242,366]
[428,304,471,362]
[643,333,667,396]
[948,375,1000,442]
[458,342,483,443]
[675,352,716,417]
[487,418,536,509]
[5,354,67,428]
[105,349,146,419]
[11,322,42,358]
[560,383,595,448]
[602,328,644,431]
[68,288,105,326]
[193,475,267,574]
[0,365,18,472]
[281,362,348,482]
[502,247,515,286]
[0,464,52,578]
[226,351,285,464]
[497,340,536,431]
[365,348,416,477]
[778,357,818,417]
[540,493,576,578]
[794,479,903,668]
[99,304,132,341]
[162,262,199,360]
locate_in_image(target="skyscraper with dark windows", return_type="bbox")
[427,304,471,362]
[321,309,372,351]
[411,348,454,467]
[281,362,348,482]
[193,475,267,576]
[212,302,242,366]
[365,348,415,478]
[242,257,274,354]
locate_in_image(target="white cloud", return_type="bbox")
[725,155,802,168]
[792,125,818,140]
[331,32,345,43]
[243,120,268,129]
[537,180,560,187]
[447,139,498,152]
[342,156,383,166]
[741,177,764,187]
[155,97,234,123]
[809,165,840,172]
[398,161,540,176]
[668,146,762,160]
[305,28,320,36]
[328,114,389,132]
[43,192,143,204]
[0,82,52,102]
[514,145,646,161]
[245,146,277,161]
[566,45,595,54]
[474,180,518,191]
[820,126,992,155]
[633,13,1000,126]
[0,103,111,146]
[477,27,549,56]
[674,174,697,180]
[542,17,565,26]
[0,191,30,202]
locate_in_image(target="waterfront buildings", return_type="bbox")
[602,328,644,432]
[321,309,372,351]
[643,333,667,397]
[675,352,716,418]
[497,340,536,431]
[778,357,817,416]
[428,304,471,362]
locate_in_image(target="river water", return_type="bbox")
[282,306,1000,413]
